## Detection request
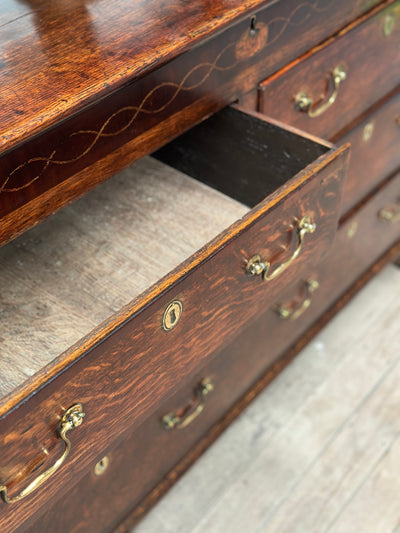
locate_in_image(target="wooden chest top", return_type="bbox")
[0,0,268,153]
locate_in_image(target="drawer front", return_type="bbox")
[0,0,380,247]
[0,109,347,532]
[263,172,400,354]
[258,1,400,140]
[27,321,299,533]
[27,171,400,533]
[337,89,400,215]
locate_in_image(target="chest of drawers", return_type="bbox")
[0,1,398,532]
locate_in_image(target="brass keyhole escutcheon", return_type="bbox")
[94,456,110,476]
[362,122,374,143]
[347,221,358,239]
[162,300,183,331]
[383,13,395,37]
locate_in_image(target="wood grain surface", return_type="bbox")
[0,0,265,153]
[26,168,400,533]
[0,156,248,400]
[115,240,400,533]
[335,88,400,215]
[0,2,393,531]
[0,108,341,405]
[258,0,400,140]
[131,262,400,533]
[0,144,347,532]
[0,0,380,154]
[0,0,379,246]
[116,171,400,531]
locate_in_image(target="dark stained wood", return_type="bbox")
[237,89,259,110]
[258,0,400,140]
[0,1,397,531]
[0,112,346,412]
[116,244,400,533]
[122,167,399,527]
[0,0,267,153]
[155,106,330,207]
[26,312,310,532]
[0,0,380,247]
[0,0,380,153]
[335,89,400,215]
[0,139,347,532]
[26,168,400,533]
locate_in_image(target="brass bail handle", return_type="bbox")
[295,64,347,118]
[246,215,316,282]
[277,279,319,320]
[162,378,214,430]
[0,404,85,504]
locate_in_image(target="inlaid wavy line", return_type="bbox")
[4,150,56,192]
[1,0,331,195]
[66,45,239,145]
[261,1,334,47]
[0,41,238,194]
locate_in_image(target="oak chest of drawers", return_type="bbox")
[0,1,399,532]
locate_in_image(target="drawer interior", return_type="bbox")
[0,106,333,403]
[0,157,248,399]
[155,106,330,207]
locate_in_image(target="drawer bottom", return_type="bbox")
[27,173,400,533]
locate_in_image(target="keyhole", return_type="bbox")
[162,300,183,331]
[94,456,110,476]
[250,15,257,36]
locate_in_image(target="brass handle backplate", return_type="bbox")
[378,204,400,224]
[246,215,316,282]
[0,404,85,504]
[162,378,214,430]
[295,64,347,118]
[277,279,319,320]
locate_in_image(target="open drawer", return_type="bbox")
[0,107,348,531]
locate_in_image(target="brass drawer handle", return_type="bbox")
[162,378,214,430]
[0,404,85,504]
[295,64,347,118]
[246,215,316,282]
[378,205,400,224]
[277,279,319,320]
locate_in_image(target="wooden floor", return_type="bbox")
[133,263,400,533]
